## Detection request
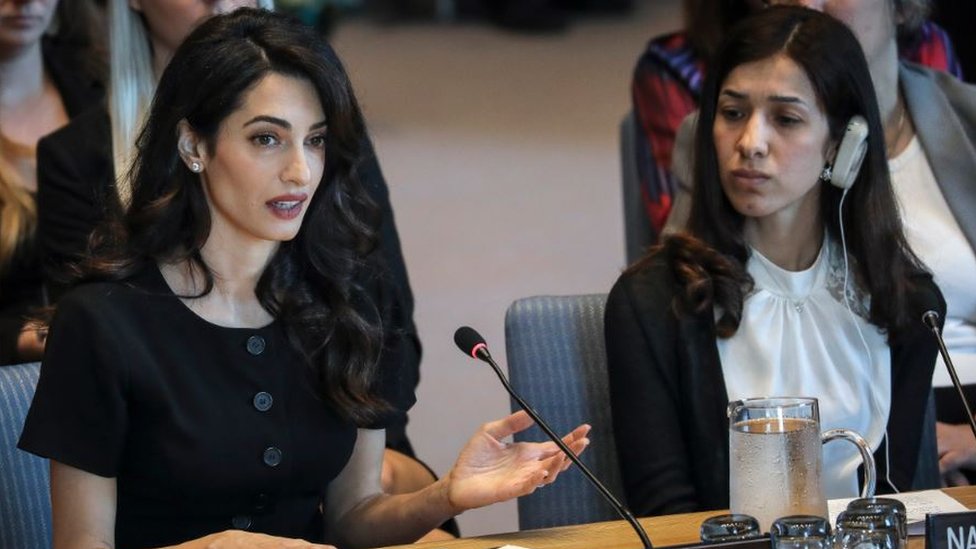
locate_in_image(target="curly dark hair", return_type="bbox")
[635,6,926,339]
[78,8,389,425]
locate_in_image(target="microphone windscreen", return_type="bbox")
[454,326,486,356]
[916,282,945,327]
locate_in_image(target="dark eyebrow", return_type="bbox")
[720,89,807,106]
[243,116,328,131]
[721,89,747,100]
[768,95,805,105]
[244,115,290,129]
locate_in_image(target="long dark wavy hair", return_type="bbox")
[79,8,388,425]
[640,6,925,339]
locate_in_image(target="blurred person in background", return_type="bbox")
[0,0,103,365]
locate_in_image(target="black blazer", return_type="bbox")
[0,37,103,366]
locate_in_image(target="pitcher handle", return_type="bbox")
[822,428,876,498]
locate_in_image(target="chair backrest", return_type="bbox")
[504,294,624,530]
[0,362,51,549]
[621,110,653,265]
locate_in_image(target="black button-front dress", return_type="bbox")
[19,264,414,548]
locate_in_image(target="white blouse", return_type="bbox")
[890,137,976,387]
[718,240,891,498]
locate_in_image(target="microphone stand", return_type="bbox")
[473,347,654,549]
[923,311,976,441]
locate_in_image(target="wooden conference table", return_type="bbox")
[380,486,976,549]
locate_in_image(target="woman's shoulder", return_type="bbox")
[36,105,112,195]
[901,61,976,92]
[55,267,168,323]
[901,62,976,124]
[906,269,946,319]
[634,31,704,91]
[46,267,182,362]
[638,31,696,68]
[615,252,674,286]
[608,251,680,318]
[37,104,110,157]
[609,234,740,323]
[58,279,134,309]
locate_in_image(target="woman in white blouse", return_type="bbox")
[666,0,976,485]
[605,5,943,517]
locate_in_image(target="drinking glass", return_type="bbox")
[835,509,899,549]
[700,514,763,543]
[847,497,907,549]
[769,515,832,549]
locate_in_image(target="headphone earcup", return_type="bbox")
[829,115,869,190]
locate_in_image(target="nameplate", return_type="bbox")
[925,511,976,549]
[668,535,771,549]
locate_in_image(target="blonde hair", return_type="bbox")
[0,0,103,272]
[107,0,275,207]
[0,151,36,271]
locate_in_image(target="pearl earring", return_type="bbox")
[190,161,202,173]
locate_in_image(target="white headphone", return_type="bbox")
[823,115,869,190]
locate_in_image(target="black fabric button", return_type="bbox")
[252,392,273,412]
[262,446,282,467]
[231,515,252,529]
[246,335,266,356]
[252,493,270,512]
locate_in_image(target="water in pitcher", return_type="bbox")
[729,416,827,532]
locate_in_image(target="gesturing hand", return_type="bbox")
[938,421,976,486]
[445,410,590,512]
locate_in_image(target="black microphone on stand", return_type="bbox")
[453,326,653,549]
[922,310,976,441]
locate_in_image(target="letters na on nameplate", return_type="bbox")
[926,511,976,549]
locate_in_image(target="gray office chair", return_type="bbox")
[0,362,51,549]
[504,294,625,530]
[621,111,653,265]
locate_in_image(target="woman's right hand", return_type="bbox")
[444,410,590,512]
[180,531,336,549]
